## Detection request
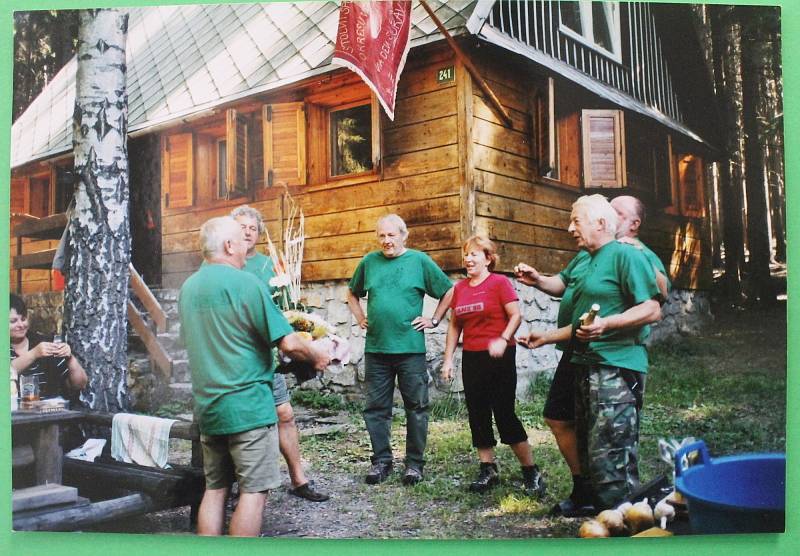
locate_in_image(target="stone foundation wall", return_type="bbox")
[292,277,714,400]
[19,281,713,408]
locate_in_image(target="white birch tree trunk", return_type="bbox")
[65,9,130,412]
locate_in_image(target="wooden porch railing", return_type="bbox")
[128,263,172,379]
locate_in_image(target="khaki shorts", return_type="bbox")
[200,424,280,493]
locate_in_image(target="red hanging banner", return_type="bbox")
[331,1,412,121]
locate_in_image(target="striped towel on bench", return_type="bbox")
[111,413,177,469]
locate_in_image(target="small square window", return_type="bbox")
[329,103,373,177]
[559,1,621,60]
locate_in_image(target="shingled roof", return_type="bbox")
[11,1,478,169]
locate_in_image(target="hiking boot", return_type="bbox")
[402,466,424,486]
[288,480,330,502]
[521,465,546,498]
[469,462,499,492]
[549,498,596,518]
[550,476,595,517]
[365,461,393,484]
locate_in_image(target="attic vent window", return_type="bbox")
[559,0,621,61]
[329,102,374,177]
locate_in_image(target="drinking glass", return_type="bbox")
[20,374,39,402]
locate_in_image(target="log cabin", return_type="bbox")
[9,1,718,393]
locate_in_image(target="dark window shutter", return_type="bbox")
[161,133,194,208]
[263,102,306,187]
[678,153,705,217]
[226,108,249,198]
[10,177,27,215]
[582,109,625,187]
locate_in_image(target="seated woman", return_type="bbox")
[10,293,88,402]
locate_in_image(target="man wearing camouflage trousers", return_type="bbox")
[518,195,662,510]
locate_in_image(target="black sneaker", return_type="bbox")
[469,462,499,492]
[521,465,546,498]
[365,461,393,484]
[402,466,424,486]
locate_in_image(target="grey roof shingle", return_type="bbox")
[11,0,478,168]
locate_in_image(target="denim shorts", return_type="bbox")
[272,372,290,406]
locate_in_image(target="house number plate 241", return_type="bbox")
[437,66,455,84]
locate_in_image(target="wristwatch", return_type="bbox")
[431,317,440,327]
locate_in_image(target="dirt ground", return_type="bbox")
[86,301,786,539]
[88,412,578,539]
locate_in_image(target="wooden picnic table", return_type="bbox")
[11,409,85,485]
[11,409,205,532]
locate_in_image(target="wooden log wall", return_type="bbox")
[160,45,463,288]
[465,44,712,290]
[9,173,60,294]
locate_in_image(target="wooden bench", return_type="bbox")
[13,411,205,532]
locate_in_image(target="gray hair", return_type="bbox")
[230,204,265,234]
[572,194,618,235]
[200,216,241,259]
[376,213,408,238]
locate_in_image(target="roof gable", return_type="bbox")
[12,1,478,168]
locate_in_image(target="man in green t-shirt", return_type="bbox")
[347,214,453,486]
[231,204,329,502]
[516,195,662,511]
[611,195,670,300]
[179,216,329,536]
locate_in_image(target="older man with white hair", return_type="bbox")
[516,194,662,514]
[231,205,329,502]
[347,213,454,486]
[179,216,329,536]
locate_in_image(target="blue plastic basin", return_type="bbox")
[674,440,785,534]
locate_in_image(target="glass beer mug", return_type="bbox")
[20,374,40,402]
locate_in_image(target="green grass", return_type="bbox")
[291,304,786,538]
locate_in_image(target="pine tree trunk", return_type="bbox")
[741,7,775,303]
[712,6,746,302]
[690,5,724,269]
[767,23,786,263]
[64,9,130,412]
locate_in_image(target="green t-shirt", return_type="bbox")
[556,250,591,350]
[638,239,671,293]
[349,249,452,354]
[178,263,293,435]
[560,241,660,373]
[243,252,276,289]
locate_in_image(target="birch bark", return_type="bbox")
[65,9,130,412]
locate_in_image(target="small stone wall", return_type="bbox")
[294,277,714,400]
[19,281,713,407]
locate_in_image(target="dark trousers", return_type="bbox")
[461,347,528,448]
[363,353,429,468]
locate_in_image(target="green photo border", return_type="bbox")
[1,0,796,554]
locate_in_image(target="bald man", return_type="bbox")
[610,195,670,300]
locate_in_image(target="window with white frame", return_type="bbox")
[559,1,621,61]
